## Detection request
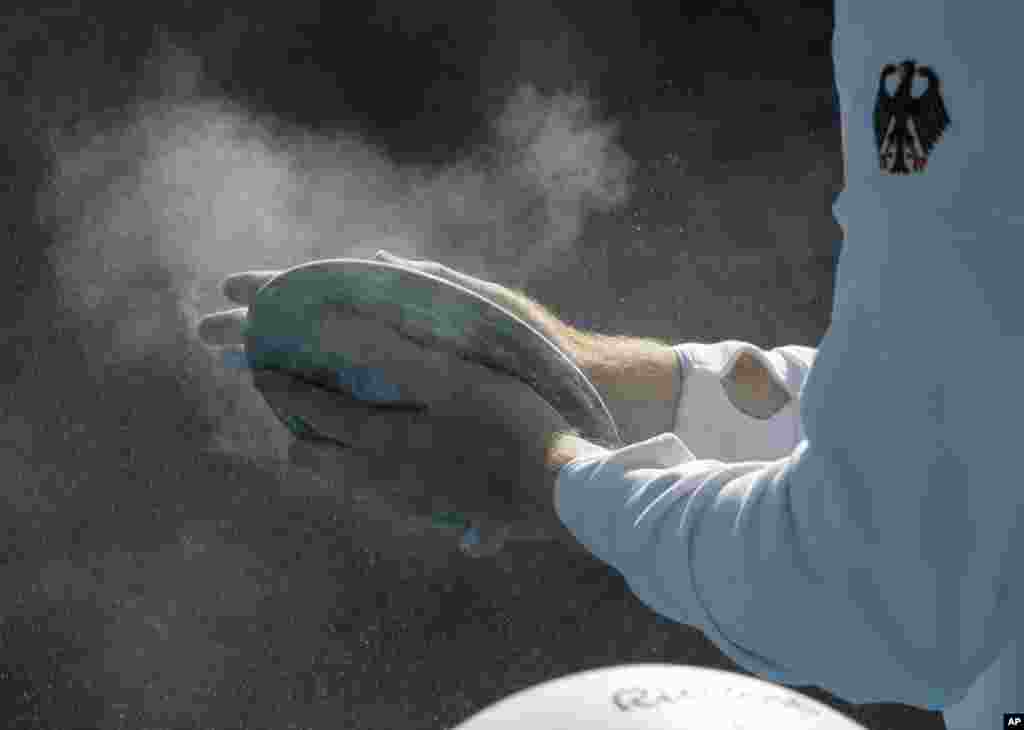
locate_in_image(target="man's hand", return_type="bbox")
[372,253,793,437]
[197,266,582,525]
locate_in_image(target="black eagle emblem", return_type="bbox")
[874,59,951,175]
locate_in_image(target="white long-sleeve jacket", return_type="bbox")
[554,2,1023,727]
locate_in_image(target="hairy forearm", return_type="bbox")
[570,331,682,443]
[490,287,682,553]
[486,284,682,443]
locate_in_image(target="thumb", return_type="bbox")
[373,250,497,298]
[372,250,403,263]
[374,250,456,283]
[374,250,424,269]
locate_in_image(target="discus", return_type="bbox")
[453,663,868,729]
[243,258,622,448]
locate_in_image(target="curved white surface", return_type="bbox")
[454,664,867,730]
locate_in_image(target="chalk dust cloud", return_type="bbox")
[19,28,636,719]
[38,35,634,464]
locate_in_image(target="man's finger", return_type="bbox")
[196,307,248,347]
[374,250,420,268]
[222,270,280,306]
[374,250,501,303]
[375,250,449,279]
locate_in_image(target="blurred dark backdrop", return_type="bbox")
[1,1,943,729]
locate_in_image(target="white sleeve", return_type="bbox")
[555,0,1023,714]
[672,341,816,462]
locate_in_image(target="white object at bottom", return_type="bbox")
[453,663,867,730]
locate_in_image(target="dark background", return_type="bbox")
[2,1,945,728]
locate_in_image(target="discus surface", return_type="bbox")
[243,258,622,448]
[454,663,868,730]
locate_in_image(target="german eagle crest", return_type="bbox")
[874,59,951,175]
